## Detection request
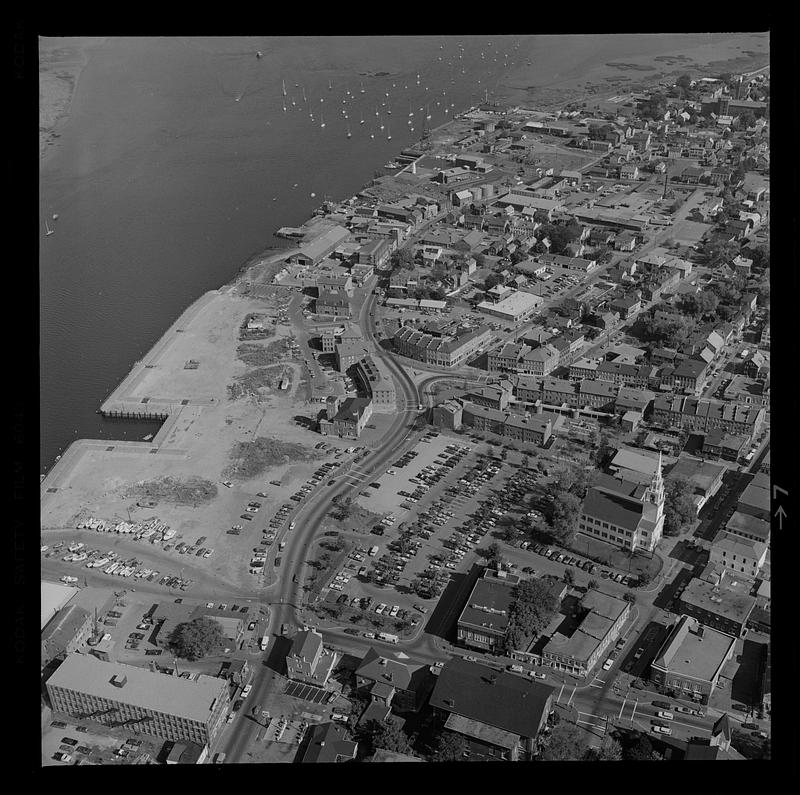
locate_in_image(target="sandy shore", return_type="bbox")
[39,37,106,159]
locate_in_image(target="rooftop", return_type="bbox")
[430,658,553,739]
[46,652,228,724]
[680,577,756,625]
[652,615,736,682]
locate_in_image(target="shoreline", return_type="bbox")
[39,37,105,161]
[39,34,767,478]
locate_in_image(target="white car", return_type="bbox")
[389,605,400,617]
[222,481,233,488]
[602,659,613,671]
[241,684,252,698]
[60,576,78,584]
[375,603,387,615]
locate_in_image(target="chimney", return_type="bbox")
[110,674,127,688]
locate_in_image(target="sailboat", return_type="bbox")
[359,113,365,125]
[45,219,54,237]
[426,104,432,120]
[320,109,325,128]
[409,104,414,117]
[387,103,392,115]
[346,122,352,139]
[282,99,287,112]
[282,79,287,97]
[302,86,307,102]
[360,81,365,94]
[52,213,59,220]
[386,123,392,141]
[256,51,263,59]
[328,80,333,90]
[375,105,379,117]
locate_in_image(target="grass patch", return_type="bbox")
[224,436,314,481]
[124,476,218,505]
[227,363,292,401]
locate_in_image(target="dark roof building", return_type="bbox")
[300,722,358,763]
[430,658,554,761]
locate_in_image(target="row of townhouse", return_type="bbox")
[392,324,492,368]
[652,395,765,440]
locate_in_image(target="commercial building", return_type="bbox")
[335,340,369,373]
[541,589,630,677]
[477,290,543,323]
[430,658,554,761]
[354,355,396,411]
[292,225,351,267]
[709,532,768,581]
[46,653,229,747]
[667,456,725,514]
[392,324,491,368]
[650,615,737,705]
[578,455,665,553]
[285,629,336,687]
[41,604,93,669]
[41,581,79,630]
[456,401,563,447]
[357,237,391,270]
[652,396,764,440]
[677,566,756,638]
[355,647,422,713]
[456,569,517,653]
[736,474,771,523]
[319,396,373,440]
[316,289,351,318]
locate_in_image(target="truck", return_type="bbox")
[377,632,399,644]
[260,635,269,651]
[368,545,379,557]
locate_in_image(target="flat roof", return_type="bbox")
[652,616,736,682]
[41,581,79,631]
[680,578,756,625]
[46,652,229,724]
[459,577,513,633]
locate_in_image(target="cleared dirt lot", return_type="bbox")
[40,289,368,592]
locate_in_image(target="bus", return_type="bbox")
[378,632,399,644]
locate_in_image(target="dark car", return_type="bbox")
[51,721,67,729]
[274,557,282,567]
[61,737,78,746]
[75,726,89,733]
[652,700,672,710]
[344,628,360,635]
[76,746,92,755]
[741,723,760,731]
[145,649,163,656]
[240,514,254,521]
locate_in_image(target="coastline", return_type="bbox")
[39,37,105,161]
[39,33,767,476]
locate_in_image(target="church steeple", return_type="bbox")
[646,451,665,511]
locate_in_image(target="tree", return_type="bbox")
[504,578,560,653]
[588,578,599,590]
[359,719,414,756]
[169,617,225,661]
[623,733,657,761]
[675,74,693,93]
[623,591,636,603]
[429,730,469,762]
[540,722,589,761]
[588,733,624,761]
[550,492,582,545]
[486,542,503,566]
[664,475,697,536]
[483,273,503,291]
[563,567,575,586]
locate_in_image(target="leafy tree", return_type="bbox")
[359,719,414,756]
[550,492,582,545]
[563,567,575,586]
[664,475,697,536]
[504,578,560,653]
[486,542,503,566]
[623,733,658,761]
[169,617,225,661]
[587,733,624,761]
[675,74,693,93]
[484,273,504,291]
[588,578,599,590]
[429,730,469,762]
[623,591,636,603]
[679,291,719,319]
[540,722,589,761]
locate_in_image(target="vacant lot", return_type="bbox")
[124,476,218,506]
[224,437,315,481]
